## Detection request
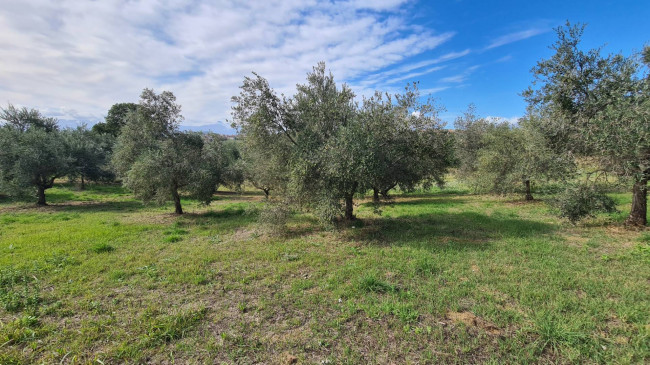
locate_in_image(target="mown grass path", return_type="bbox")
[1,184,648,364]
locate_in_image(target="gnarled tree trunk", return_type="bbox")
[381,183,396,199]
[524,179,533,201]
[372,188,379,203]
[172,187,183,215]
[344,193,355,221]
[37,186,47,206]
[344,182,358,221]
[626,178,647,226]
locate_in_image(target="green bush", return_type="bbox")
[258,202,291,231]
[553,185,617,223]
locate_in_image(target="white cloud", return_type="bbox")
[0,0,457,130]
[485,28,548,50]
[486,116,521,125]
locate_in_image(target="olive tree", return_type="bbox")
[290,63,360,221]
[524,23,650,225]
[361,86,453,202]
[453,104,494,191]
[0,105,70,205]
[112,89,225,214]
[64,126,114,189]
[230,72,293,199]
[232,64,359,221]
[472,117,574,200]
[237,141,287,198]
[233,63,454,222]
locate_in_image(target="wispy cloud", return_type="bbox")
[383,66,445,85]
[485,28,548,49]
[419,86,450,95]
[494,55,513,63]
[0,0,456,129]
[361,49,470,85]
[438,65,479,84]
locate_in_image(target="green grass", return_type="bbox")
[0,183,648,363]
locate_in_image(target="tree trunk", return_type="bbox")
[37,186,47,206]
[381,183,396,199]
[344,182,359,221]
[263,188,270,199]
[626,178,647,226]
[172,188,183,215]
[80,176,85,190]
[524,179,533,201]
[373,188,380,203]
[344,193,355,221]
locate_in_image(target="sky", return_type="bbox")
[0,0,648,133]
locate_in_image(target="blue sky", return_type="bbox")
[0,0,647,133]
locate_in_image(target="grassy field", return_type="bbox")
[0,183,648,364]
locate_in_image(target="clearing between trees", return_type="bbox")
[1,183,648,364]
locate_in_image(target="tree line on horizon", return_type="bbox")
[0,22,648,226]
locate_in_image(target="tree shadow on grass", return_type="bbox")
[213,191,265,202]
[43,200,146,213]
[361,197,468,209]
[349,210,556,252]
[180,206,260,231]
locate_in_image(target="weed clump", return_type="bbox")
[258,202,291,234]
[358,275,396,293]
[0,269,41,313]
[553,185,617,223]
[90,243,114,253]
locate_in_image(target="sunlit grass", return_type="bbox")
[0,183,648,364]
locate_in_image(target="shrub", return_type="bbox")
[553,185,617,223]
[258,202,291,232]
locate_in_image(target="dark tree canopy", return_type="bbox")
[92,103,138,137]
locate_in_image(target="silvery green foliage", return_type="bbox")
[453,104,494,191]
[233,63,454,222]
[553,184,617,223]
[469,115,575,199]
[0,105,71,204]
[523,22,649,224]
[360,85,454,198]
[231,72,293,198]
[63,126,115,186]
[258,201,291,234]
[187,134,241,203]
[0,104,58,132]
[112,89,230,213]
[290,64,358,221]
